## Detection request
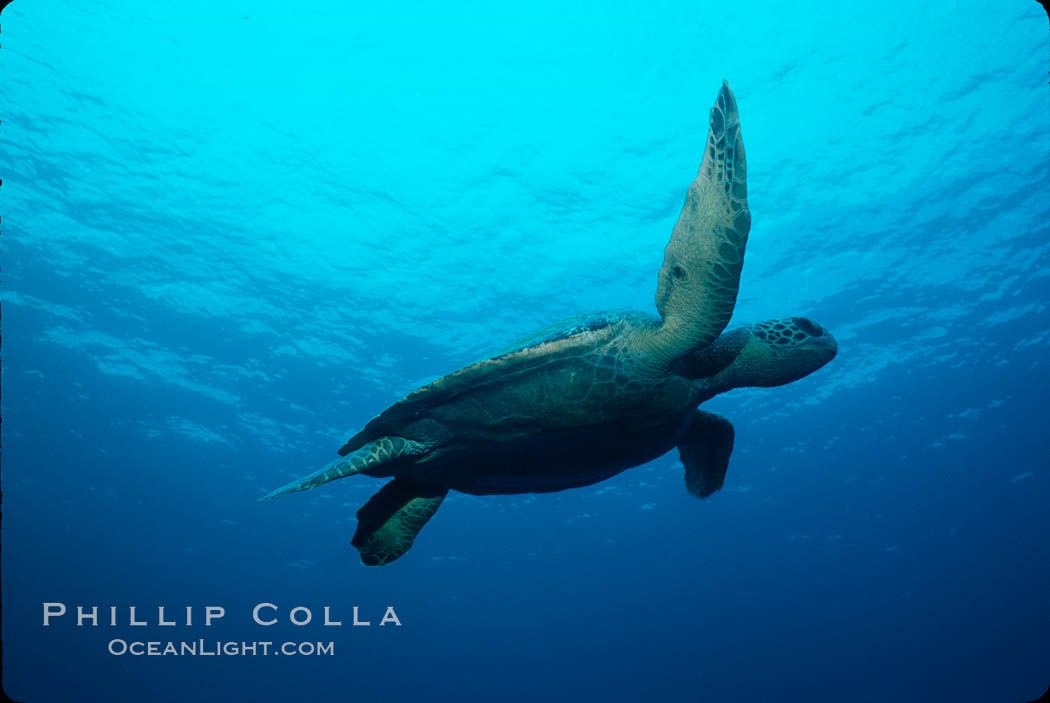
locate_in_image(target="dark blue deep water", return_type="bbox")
[2,2,1048,702]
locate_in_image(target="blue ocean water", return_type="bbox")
[2,1,1048,701]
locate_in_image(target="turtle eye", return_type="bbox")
[792,317,822,336]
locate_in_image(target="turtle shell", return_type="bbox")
[337,310,657,456]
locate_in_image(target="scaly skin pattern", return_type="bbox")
[649,80,751,366]
[352,493,445,566]
[259,436,426,501]
[698,318,838,394]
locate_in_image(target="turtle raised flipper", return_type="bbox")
[259,437,427,501]
[351,478,448,566]
[678,410,735,498]
[651,80,751,365]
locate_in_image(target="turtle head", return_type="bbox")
[725,317,837,389]
[681,317,836,392]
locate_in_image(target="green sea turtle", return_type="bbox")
[262,81,837,566]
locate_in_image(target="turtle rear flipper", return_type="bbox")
[678,410,735,498]
[259,436,428,501]
[352,478,448,566]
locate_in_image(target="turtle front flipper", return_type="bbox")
[678,410,735,498]
[259,437,427,501]
[651,81,750,365]
[352,478,448,566]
